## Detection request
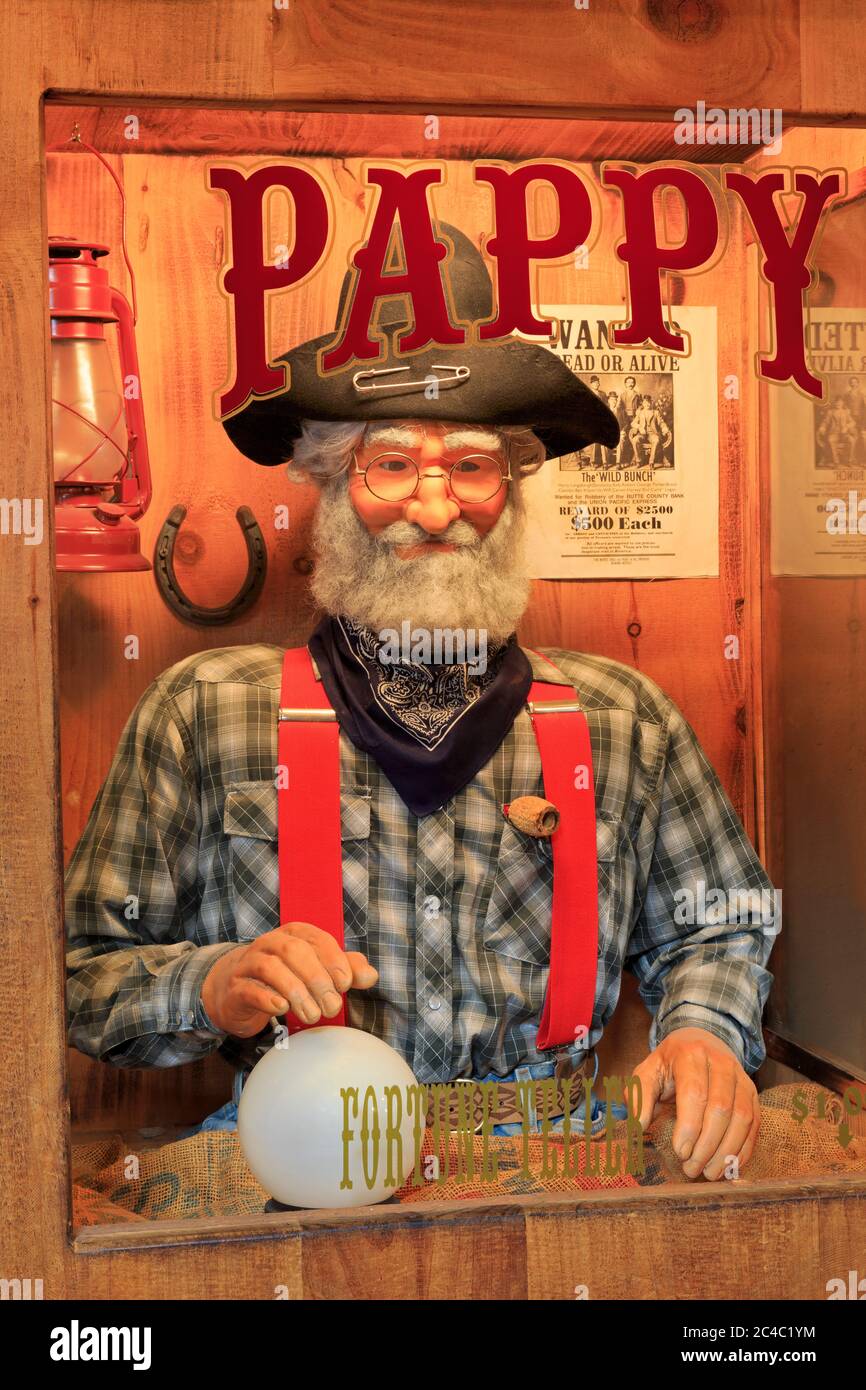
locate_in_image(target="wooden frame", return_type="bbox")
[4,0,866,1300]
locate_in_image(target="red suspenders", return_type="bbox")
[277,647,346,1032]
[524,656,599,1049]
[276,646,598,1049]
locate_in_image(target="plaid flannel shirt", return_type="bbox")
[65,643,776,1083]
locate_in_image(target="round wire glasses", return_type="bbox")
[353,449,511,504]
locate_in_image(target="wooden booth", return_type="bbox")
[2,0,866,1300]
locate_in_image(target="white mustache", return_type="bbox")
[310,478,531,641]
[375,518,481,548]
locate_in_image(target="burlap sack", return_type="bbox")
[71,1083,866,1226]
[72,1131,270,1225]
[648,1081,866,1183]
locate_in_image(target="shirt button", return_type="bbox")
[423,895,441,917]
[428,995,442,1011]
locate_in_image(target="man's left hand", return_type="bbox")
[631,1026,760,1181]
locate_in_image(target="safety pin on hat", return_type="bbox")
[352,363,470,395]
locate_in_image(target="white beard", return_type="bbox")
[310,481,531,641]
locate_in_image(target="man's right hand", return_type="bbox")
[200,921,379,1038]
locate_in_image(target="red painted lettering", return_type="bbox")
[209,164,330,416]
[602,165,721,352]
[725,167,843,398]
[475,163,594,338]
[320,168,464,373]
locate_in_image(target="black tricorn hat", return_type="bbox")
[222,222,620,466]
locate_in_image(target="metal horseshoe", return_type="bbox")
[154,504,267,626]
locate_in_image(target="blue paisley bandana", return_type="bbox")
[308,614,533,815]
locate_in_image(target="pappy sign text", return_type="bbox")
[208,160,845,417]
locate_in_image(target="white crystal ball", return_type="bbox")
[238,1026,420,1209]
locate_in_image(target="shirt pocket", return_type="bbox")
[222,780,371,946]
[482,812,621,966]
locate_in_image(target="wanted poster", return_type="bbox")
[521,305,719,579]
[771,309,866,576]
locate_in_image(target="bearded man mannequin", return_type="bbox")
[65,227,775,1182]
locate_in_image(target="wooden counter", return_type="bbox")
[3,0,866,1300]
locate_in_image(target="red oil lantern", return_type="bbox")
[49,235,152,571]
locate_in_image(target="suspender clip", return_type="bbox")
[278,707,337,722]
[526,699,581,715]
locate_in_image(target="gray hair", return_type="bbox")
[287,419,546,485]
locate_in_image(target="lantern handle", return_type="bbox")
[46,123,139,323]
[110,287,152,516]
[153,505,268,626]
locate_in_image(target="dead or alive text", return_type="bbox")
[340,1075,644,1191]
